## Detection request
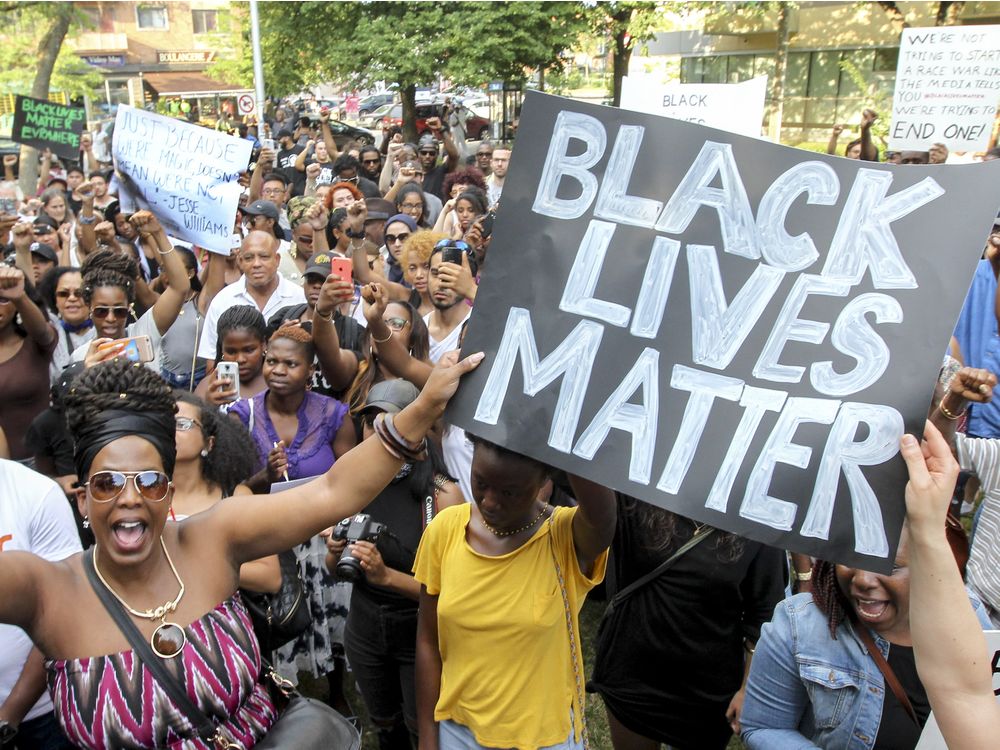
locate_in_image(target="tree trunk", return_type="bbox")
[611,10,633,108]
[19,5,73,197]
[401,83,418,143]
[768,2,790,141]
[936,1,964,25]
[538,66,545,92]
[877,2,907,33]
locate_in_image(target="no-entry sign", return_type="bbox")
[238,93,255,115]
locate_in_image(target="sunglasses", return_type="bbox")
[385,232,410,245]
[341,174,360,184]
[383,316,409,331]
[56,288,83,299]
[418,150,437,157]
[434,239,470,251]
[361,158,380,165]
[175,417,202,432]
[86,470,171,503]
[91,305,129,320]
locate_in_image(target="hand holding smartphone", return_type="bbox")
[111,335,154,364]
[215,361,241,401]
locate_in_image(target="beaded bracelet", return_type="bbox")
[374,412,428,462]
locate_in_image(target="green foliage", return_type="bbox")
[838,59,891,143]
[0,3,102,100]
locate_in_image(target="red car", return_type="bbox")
[378,103,490,140]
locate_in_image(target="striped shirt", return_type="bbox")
[956,432,1000,620]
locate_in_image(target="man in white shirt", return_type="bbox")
[197,230,305,367]
[424,241,472,364]
[0,460,81,748]
[485,148,510,207]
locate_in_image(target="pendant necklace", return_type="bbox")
[93,537,187,659]
[481,503,549,538]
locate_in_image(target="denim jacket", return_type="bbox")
[740,593,991,750]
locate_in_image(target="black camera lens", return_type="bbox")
[336,548,365,583]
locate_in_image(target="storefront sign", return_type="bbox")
[157,50,217,64]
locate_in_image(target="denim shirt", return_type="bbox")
[741,593,991,750]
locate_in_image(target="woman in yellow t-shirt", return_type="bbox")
[413,434,616,750]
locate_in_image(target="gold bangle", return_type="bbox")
[939,400,965,420]
[371,329,391,344]
[315,309,333,321]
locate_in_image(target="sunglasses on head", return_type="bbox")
[174,416,202,432]
[435,239,470,251]
[385,232,410,245]
[383,316,409,331]
[56,288,82,299]
[91,305,129,320]
[86,470,171,503]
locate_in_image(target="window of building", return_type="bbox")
[192,9,219,34]
[136,3,168,30]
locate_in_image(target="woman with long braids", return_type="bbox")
[589,502,784,750]
[0,347,481,749]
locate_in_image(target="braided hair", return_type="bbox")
[215,305,267,362]
[175,392,256,494]
[81,249,138,305]
[810,560,851,639]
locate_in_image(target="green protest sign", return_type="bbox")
[11,95,85,160]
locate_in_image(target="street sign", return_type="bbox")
[238,93,255,115]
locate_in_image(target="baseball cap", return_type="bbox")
[29,242,58,263]
[244,199,283,239]
[362,379,420,415]
[276,128,293,139]
[32,215,58,232]
[304,252,332,278]
[418,134,438,151]
[365,198,395,221]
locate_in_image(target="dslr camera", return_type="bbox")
[331,513,386,582]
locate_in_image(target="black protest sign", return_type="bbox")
[446,91,1000,571]
[11,95,85,160]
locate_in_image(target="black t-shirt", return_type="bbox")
[352,473,427,610]
[276,145,305,195]
[872,644,931,750]
[424,163,447,201]
[588,500,785,749]
[305,158,337,187]
[25,408,75,476]
[267,304,363,400]
[357,175,380,199]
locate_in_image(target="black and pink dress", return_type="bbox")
[46,596,277,749]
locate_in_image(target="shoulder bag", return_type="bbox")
[854,620,920,727]
[82,548,359,749]
[240,551,312,653]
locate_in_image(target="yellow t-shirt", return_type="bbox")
[413,503,607,750]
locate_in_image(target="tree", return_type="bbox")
[219,1,586,141]
[586,1,661,107]
[0,3,99,193]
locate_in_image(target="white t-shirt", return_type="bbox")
[442,424,473,505]
[0,460,82,721]
[70,307,163,371]
[424,308,471,364]
[197,274,305,361]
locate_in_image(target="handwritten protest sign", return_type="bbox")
[915,630,1000,748]
[112,105,251,254]
[890,25,1000,152]
[620,76,767,138]
[11,95,85,160]
[447,91,1000,570]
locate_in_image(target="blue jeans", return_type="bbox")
[4,711,73,750]
[439,713,583,750]
[160,365,207,392]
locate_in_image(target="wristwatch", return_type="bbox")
[0,720,18,744]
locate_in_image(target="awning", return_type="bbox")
[143,72,251,98]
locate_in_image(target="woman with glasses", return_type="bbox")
[71,212,190,371]
[0,344,481,749]
[383,213,418,285]
[396,183,430,228]
[0,265,58,464]
[170,392,280,594]
[39,266,94,382]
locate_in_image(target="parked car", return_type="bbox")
[357,92,396,117]
[299,116,376,147]
[375,102,490,141]
[358,103,394,130]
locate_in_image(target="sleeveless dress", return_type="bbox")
[46,596,278,749]
[228,390,353,683]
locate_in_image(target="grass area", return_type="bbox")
[299,595,745,749]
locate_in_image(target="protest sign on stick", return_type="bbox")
[447,91,1000,571]
[112,105,251,254]
[11,95,85,160]
[620,76,767,138]
[889,25,1000,152]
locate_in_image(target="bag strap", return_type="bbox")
[81,549,236,748]
[854,621,920,727]
[546,513,589,750]
[606,526,715,615]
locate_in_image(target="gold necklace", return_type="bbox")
[481,503,549,538]
[93,537,187,659]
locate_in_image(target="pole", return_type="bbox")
[249,0,266,128]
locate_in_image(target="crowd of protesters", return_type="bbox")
[0,96,997,750]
